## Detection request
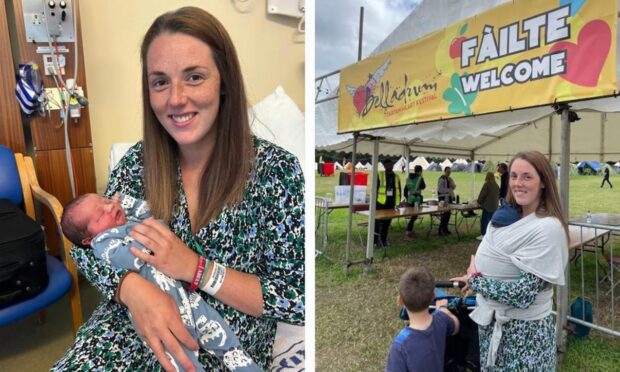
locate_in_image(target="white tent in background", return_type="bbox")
[364,162,373,170]
[355,162,365,169]
[410,156,430,170]
[454,158,468,165]
[394,156,408,172]
[615,161,620,167]
[440,159,453,170]
[378,162,385,171]
[334,161,343,170]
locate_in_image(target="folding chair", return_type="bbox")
[602,254,620,295]
[458,209,480,233]
[315,196,329,256]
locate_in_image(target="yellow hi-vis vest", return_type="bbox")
[377,171,401,205]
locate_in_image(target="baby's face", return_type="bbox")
[81,194,127,237]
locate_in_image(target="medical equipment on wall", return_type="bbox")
[267,0,305,33]
[20,0,86,198]
[23,0,76,42]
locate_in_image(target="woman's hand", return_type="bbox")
[129,219,198,282]
[450,255,478,294]
[449,274,470,294]
[120,273,198,372]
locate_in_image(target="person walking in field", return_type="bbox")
[601,167,613,188]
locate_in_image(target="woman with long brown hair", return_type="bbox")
[53,7,304,371]
[476,171,500,240]
[453,150,568,371]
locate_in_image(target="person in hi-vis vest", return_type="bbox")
[375,159,401,246]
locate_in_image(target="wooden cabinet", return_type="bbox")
[0,1,26,153]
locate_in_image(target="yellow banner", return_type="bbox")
[338,0,617,133]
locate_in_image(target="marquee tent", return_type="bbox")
[409,156,430,170]
[440,158,453,170]
[315,0,620,348]
[427,162,442,171]
[577,161,602,174]
[393,156,408,172]
[482,160,496,173]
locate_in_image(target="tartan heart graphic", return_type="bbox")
[353,86,367,115]
[549,19,611,87]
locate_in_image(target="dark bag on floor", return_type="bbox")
[569,296,593,338]
[0,199,48,308]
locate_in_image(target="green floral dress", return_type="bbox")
[52,138,305,371]
[469,272,556,371]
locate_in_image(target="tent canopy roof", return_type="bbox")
[315,0,620,162]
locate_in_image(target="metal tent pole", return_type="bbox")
[556,106,571,355]
[405,146,410,178]
[344,7,365,274]
[470,151,476,202]
[365,139,380,270]
[344,133,359,274]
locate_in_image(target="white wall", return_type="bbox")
[79,0,305,192]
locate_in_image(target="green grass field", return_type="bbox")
[315,170,620,372]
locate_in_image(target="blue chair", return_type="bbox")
[0,145,83,334]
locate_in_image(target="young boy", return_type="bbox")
[386,266,460,371]
[61,193,259,372]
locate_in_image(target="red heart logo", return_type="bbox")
[549,20,611,87]
[353,86,367,115]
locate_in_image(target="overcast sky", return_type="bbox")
[315,0,421,77]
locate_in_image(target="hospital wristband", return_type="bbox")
[201,261,226,296]
[199,259,211,289]
[188,256,207,292]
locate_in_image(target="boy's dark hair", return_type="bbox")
[60,193,94,247]
[414,165,423,173]
[399,266,435,312]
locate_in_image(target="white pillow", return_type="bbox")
[251,86,305,164]
[108,142,136,174]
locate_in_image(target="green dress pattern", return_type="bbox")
[469,272,556,372]
[52,138,305,371]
